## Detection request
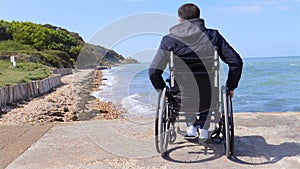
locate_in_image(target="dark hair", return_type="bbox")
[178,3,200,20]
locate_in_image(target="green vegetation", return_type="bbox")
[0,20,84,68]
[0,59,52,88]
[0,20,83,52]
[0,20,129,69]
[0,40,33,51]
[0,19,134,87]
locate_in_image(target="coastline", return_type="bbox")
[93,69,124,120]
[1,68,299,168]
[0,66,299,125]
[0,68,124,168]
[0,69,123,125]
[0,74,76,125]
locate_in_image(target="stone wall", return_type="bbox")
[0,75,62,107]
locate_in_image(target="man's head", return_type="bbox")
[178,3,200,22]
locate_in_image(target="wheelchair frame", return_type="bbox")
[154,50,234,158]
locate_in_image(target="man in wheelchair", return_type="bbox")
[149,3,243,139]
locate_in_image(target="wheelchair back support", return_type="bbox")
[168,49,220,121]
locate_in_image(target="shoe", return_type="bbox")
[199,129,208,139]
[186,125,197,137]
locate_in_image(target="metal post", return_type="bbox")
[10,55,16,67]
[214,50,218,88]
[170,51,175,88]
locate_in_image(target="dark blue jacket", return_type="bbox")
[149,18,243,91]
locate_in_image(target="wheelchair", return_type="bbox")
[154,49,234,158]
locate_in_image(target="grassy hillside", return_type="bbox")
[0,20,127,68]
[0,20,83,68]
[0,20,138,87]
[0,59,51,88]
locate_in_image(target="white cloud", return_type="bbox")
[223,0,296,14]
[224,5,264,14]
[253,1,277,6]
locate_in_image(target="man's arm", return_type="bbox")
[216,31,243,92]
[148,48,169,90]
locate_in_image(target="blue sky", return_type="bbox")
[1,0,300,61]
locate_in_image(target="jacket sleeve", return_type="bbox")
[148,40,169,90]
[216,31,243,91]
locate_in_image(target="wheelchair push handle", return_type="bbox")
[168,47,173,51]
[168,47,175,88]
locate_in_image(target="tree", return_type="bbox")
[0,20,13,40]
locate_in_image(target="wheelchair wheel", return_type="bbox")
[222,86,234,158]
[227,93,234,155]
[155,87,170,156]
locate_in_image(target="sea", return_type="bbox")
[93,56,300,116]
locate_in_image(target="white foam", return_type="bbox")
[92,68,116,102]
[121,94,156,117]
[101,69,114,87]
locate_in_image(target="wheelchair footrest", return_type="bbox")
[184,135,197,140]
[177,127,187,136]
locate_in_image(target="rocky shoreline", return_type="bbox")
[0,69,123,125]
[80,69,124,120]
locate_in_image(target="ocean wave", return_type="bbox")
[121,93,156,117]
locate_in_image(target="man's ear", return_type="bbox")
[178,17,184,23]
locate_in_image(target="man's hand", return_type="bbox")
[230,90,234,98]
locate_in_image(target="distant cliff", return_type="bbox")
[76,43,124,69]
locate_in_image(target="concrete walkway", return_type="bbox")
[0,124,52,169]
[5,112,300,169]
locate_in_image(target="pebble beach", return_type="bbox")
[0,69,122,125]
